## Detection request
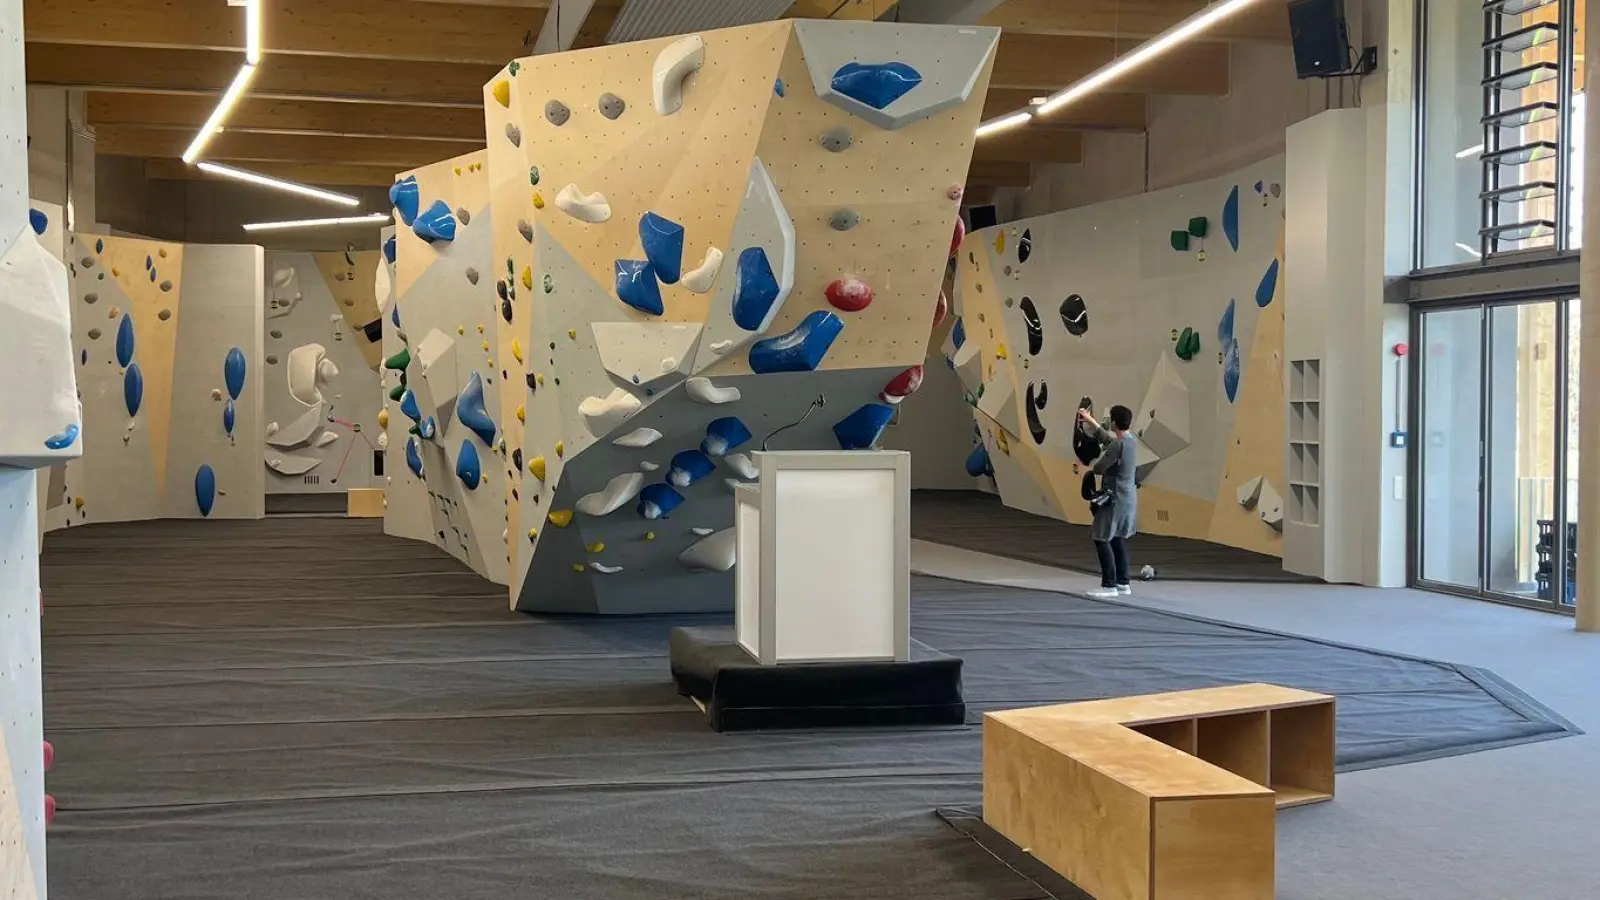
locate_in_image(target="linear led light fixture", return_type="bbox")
[975,110,1034,138]
[242,213,391,232]
[182,63,258,164]
[245,0,263,64]
[197,162,360,206]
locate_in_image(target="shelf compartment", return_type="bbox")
[1269,703,1336,808]
[1195,711,1270,787]
[1483,100,1561,129]
[1481,181,1558,205]
[1131,719,1198,755]
[1483,22,1561,54]
[1483,61,1559,92]
[1480,141,1560,167]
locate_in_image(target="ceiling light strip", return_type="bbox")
[245,0,263,65]
[197,162,361,207]
[182,63,258,164]
[242,214,391,232]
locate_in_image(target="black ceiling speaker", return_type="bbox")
[1288,0,1351,79]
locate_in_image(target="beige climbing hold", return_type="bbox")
[586,541,605,553]
[378,408,389,428]
[548,509,573,527]
[995,342,1009,360]
[211,389,223,401]
[516,404,526,423]
[532,191,545,209]
[521,267,532,290]
[492,80,511,108]
[555,440,565,458]
[512,339,524,363]
[554,184,613,223]
[529,456,546,480]
[589,562,624,575]
[159,248,168,258]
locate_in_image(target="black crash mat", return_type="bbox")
[41,518,1578,900]
[670,627,966,730]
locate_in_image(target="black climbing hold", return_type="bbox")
[1059,294,1089,337]
[1018,229,1032,263]
[501,297,514,323]
[819,127,853,152]
[512,448,523,471]
[1019,297,1042,355]
[1025,383,1047,445]
[525,372,536,392]
[1072,396,1099,464]
[1034,382,1048,409]
[828,209,860,231]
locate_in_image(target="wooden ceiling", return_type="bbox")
[24,0,1289,193]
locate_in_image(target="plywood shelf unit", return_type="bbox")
[1287,359,1323,528]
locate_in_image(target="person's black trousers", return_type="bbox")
[1093,537,1130,588]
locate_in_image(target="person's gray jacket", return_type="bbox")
[1089,427,1137,541]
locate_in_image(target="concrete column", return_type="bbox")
[1576,12,1600,630]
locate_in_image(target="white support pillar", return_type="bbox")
[1576,8,1600,631]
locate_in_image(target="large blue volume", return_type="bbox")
[731,247,780,331]
[383,235,397,264]
[455,371,497,445]
[195,465,217,518]
[667,449,716,488]
[123,363,144,417]
[115,313,136,367]
[399,389,422,423]
[638,212,685,284]
[1222,185,1240,252]
[637,483,685,520]
[833,403,895,450]
[455,440,482,489]
[831,61,923,110]
[412,200,457,244]
[614,259,664,315]
[390,177,420,226]
[223,347,247,399]
[748,310,844,374]
[43,423,79,451]
[700,417,751,457]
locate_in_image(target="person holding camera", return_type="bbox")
[1077,405,1137,599]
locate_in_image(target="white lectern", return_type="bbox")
[732,450,911,665]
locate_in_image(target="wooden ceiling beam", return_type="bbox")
[982,0,1290,43]
[972,128,1082,164]
[96,125,465,169]
[144,158,404,187]
[991,33,1229,93]
[982,89,1147,131]
[84,92,486,142]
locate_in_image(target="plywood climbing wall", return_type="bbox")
[949,158,1288,557]
[471,19,997,613]
[381,150,510,585]
[263,250,384,494]
[50,234,265,529]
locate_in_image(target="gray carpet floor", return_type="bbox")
[38,518,1581,899]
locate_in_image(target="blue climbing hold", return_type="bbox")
[144,255,153,271]
[731,247,781,331]
[28,208,47,236]
[639,212,686,284]
[774,78,785,97]
[951,317,966,350]
[124,363,144,417]
[223,347,247,399]
[149,267,157,283]
[748,310,844,374]
[831,61,922,110]
[833,403,895,451]
[399,389,422,423]
[195,465,217,518]
[455,440,482,489]
[391,302,402,328]
[1217,298,1235,344]
[390,176,420,226]
[418,416,437,440]
[637,483,685,520]
[1254,180,1264,194]
[115,313,136,367]
[223,399,236,435]
[1222,338,1241,404]
[412,200,457,243]
[964,443,993,478]
[383,235,397,264]
[701,416,752,458]
[406,436,425,477]
[43,423,79,451]
[1255,259,1279,308]
[455,371,497,445]
[94,239,104,254]
[1222,185,1240,252]
[614,259,664,315]
[668,449,716,488]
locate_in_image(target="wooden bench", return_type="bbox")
[983,683,1335,900]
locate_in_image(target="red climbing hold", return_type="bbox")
[45,794,56,825]
[949,216,966,257]
[880,365,925,404]
[932,290,948,328]
[825,276,874,312]
[43,741,54,772]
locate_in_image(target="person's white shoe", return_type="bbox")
[1085,587,1120,600]
[1117,584,1132,595]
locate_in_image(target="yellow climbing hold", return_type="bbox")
[457,326,465,335]
[995,430,1011,454]
[527,527,539,540]
[536,373,545,385]
[73,496,84,510]
[555,440,565,458]
[566,329,576,340]
[994,342,1009,360]
[532,192,545,209]
[529,456,546,480]
[548,509,573,527]
[995,232,1006,254]
[111,267,120,277]
[454,166,462,176]
[481,340,490,352]
[158,248,168,258]
[511,339,524,363]
[516,404,526,423]
[644,531,656,541]
[521,267,533,290]
[572,564,586,573]
[586,541,605,553]
[491,80,511,109]
[377,409,389,428]
[476,324,485,334]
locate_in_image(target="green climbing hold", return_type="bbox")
[529,166,540,186]
[1174,327,1201,361]
[1187,217,1208,238]
[389,383,407,401]
[508,60,520,76]
[1170,230,1190,252]
[384,347,411,371]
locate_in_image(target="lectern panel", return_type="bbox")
[736,494,761,659]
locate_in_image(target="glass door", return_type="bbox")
[1418,306,1486,590]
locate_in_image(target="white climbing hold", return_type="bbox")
[554,184,612,223]
[1257,480,1285,531]
[652,34,705,116]
[589,562,624,574]
[1236,475,1264,510]
[377,432,389,450]
[317,357,339,383]
[590,322,701,387]
[576,472,645,516]
[286,343,330,406]
[579,387,643,435]
[268,404,325,449]
[723,453,758,480]
[265,421,279,437]
[314,431,339,448]
[685,376,740,405]
[691,527,715,536]
[679,528,736,572]
[613,426,663,448]
[680,246,723,294]
[272,268,296,288]
[709,340,733,355]
[640,461,660,472]
[265,451,322,476]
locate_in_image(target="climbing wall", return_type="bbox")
[949,158,1287,556]
[46,234,265,528]
[478,20,997,613]
[262,251,384,494]
[381,151,510,585]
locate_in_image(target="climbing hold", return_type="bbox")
[614,427,663,448]
[527,527,539,541]
[668,449,716,488]
[680,246,723,294]
[377,408,390,429]
[731,247,782,330]
[639,212,686,284]
[1255,258,1280,308]
[223,399,237,435]
[1218,297,1236,344]
[28,207,47,235]
[950,216,966,257]
[700,416,752,457]
[720,453,757,481]
[964,443,993,478]
[652,34,705,115]
[510,338,524,364]
[1222,338,1241,403]
[390,176,420,225]
[418,416,437,440]
[880,365,924,404]
[528,455,546,481]
[412,200,457,243]
[680,528,736,572]
[946,184,963,202]
[589,562,624,574]
[933,290,949,328]
[455,440,483,489]
[504,123,522,147]
[951,317,966,349]
[492,79,511,107]
[115,313,136,367]
[159,308,172,321]
[399,389,422,423]
[159,280,173,292]
[577,472,645,516]
[544,99,571,126]
[548,509,574,527]
[405,437,425,477]
[828,209,860,231]
[224,347,247,399]
[87,327,102,341]
[456,372,497,445]
[555,440,564,457]
[465,267,479,286]
[123,363,144,417]
[820,127,853,152]
[691,526,714,537]
[1060,294,1089,336]
[43,423,79,451]
[212,388,224,401]
[831,61,922,111]
[709,339,733,354]
[520,266,533,291]
[1222,186,1240,251]
[579,387,642,435]
[83,293,98,305]
[1175,327,1200,361]
[637,483,685,519]
[748,310,844,374]
[774,78,785,97]
[995,231,1006,254]
[544,274,553,293]
[833,403,894,450]
[826,275,874,312]
[555,184,612,223]
[614,259,664,315]
[586,542,606,554]
[1019,229,1032,263]
[1187,217,1208,239]
[195,465,217,517]
[598,92,626,119]
[145,255,153,270]
[685,376,740,405]
[1020,297,1043,355]
[994,342,1009,360]
[1024,384,1047,444]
